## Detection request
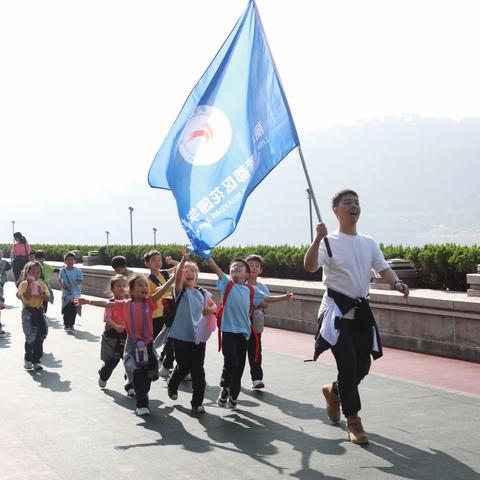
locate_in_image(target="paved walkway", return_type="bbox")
[0,282,479,480]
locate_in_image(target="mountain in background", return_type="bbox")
[235,116,480,246]
[3,116,479,247]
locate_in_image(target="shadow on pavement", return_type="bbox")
[366,433,480,480]
[41,352,63,369]
[102,388,137,411]
[196,404,346,476]
[69,329,100,343]
[28,369,72,392]
[108,389,213,454]
[242,387,329,422]
[46,316,64,330]
[0,332,12,348]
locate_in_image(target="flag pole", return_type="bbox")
[297,145,323,223]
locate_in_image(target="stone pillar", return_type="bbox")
[371,258,420,290]
[467,267,480,297]
[82,251,102,266]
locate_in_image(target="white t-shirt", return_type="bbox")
[318,231,389,318]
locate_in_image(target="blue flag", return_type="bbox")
[148,0,299,257]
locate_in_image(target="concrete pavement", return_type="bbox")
[1,282,479,480]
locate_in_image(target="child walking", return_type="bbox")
[98,275,128,388]
[17,262,49,370]
[166,253,216,414]
[143,250,177,378]
[245,255,270,390]
[76,273,175,416]
[34,250,54,313]
[110,255,135,395]
[59,252,83,331]
[206,255,294,409]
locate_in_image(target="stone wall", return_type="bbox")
[10,261,480,363]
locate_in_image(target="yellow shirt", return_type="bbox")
[18,280,49,308]
[147,271,172,318]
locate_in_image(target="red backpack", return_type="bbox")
[216,280,261,362]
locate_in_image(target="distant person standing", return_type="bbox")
[11,232,31,283]
[59,252,83,332]
[304,189,409,445]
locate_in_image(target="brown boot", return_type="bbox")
[346,415,369,445]
[322,383,341,423]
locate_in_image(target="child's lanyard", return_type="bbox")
[63,268,74,285]
[129,302,148,342]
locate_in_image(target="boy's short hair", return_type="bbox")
[332,189,359,208]
[64,251,76,260]
[230,258,251,274]
[34,250,45,260]
[111,256,127,270]
[245,254,264,268]
[144,250,161,263]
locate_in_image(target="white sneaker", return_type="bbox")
[136,407,150,416]
[158,365,170,379]
[24,360,33,370]
[252,380,265,390]
[98,377,107,388]
[183,373,192,381]
[33,363,43,371]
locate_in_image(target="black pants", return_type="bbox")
[153,316,175,369]
[132,343,157,409]
[247,332,263,382]
[12,256,28,282]
[62,301,77,328]
[99,329,127,382]
[220,332,248,400]
[169,339,206,407]
[331,320,372,417]
[24,309,47,363]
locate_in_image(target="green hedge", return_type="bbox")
[380,243,480,291]
[2,242,479,291]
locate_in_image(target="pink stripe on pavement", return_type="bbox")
[262,326,480,397]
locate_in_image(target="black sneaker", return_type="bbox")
[217,388,229,407]
[167,382,178,400]
[228,397,237,410]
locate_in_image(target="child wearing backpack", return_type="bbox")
[206,255,294,409]
[76,273,175,417]
[245,254,270,390]
[166,252,217,414]
[144,250,177,378]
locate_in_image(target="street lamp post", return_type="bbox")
[306,189,314,243]
[11,220,15,237]
[105,230,110,246]
[128,207,134,246]
[153,227,157,246]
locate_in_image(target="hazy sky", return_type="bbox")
[2,0,479,246]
